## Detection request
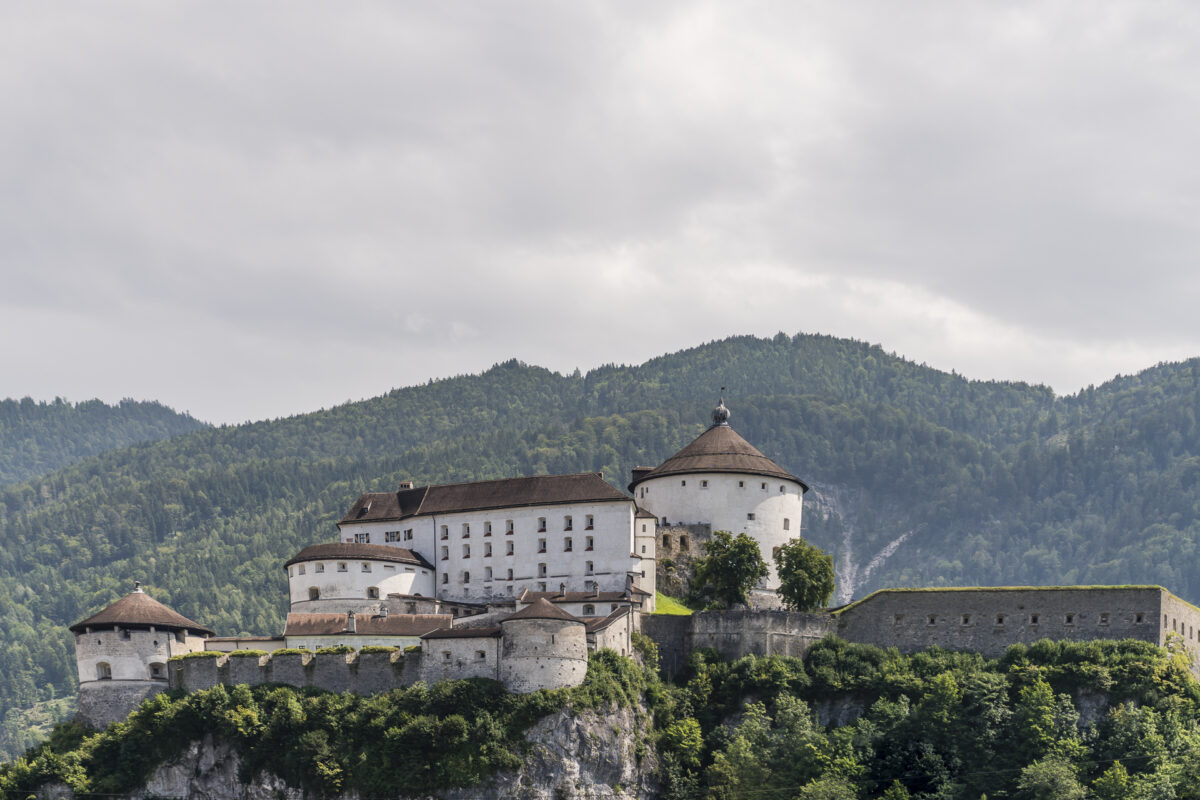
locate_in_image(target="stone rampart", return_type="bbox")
[77,681,168,729]
[834,587,1176,658]
[170,650,419,695]
[643,610,836,676]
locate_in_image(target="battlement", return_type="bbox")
[169,650,422,694]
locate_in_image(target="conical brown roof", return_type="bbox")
[504,597,583,623]
[69,589,214,635]
[629,424,808,491]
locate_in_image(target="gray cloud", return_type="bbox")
[3,1,1200,422]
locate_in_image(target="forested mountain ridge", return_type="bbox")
[0,397,206,486]
[3,332,1200,760]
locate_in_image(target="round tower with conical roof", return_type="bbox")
[498,598,588,692]
[630,399,809,596]
[70,584,213,728]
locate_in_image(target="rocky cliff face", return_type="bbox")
[39,704,658,800]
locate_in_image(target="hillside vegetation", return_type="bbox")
[7,641,1200,798]
[5,333,1200,759]
[0,397,205,486]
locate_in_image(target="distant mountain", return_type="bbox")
[0,397,206,486]
[4,333,1200,761]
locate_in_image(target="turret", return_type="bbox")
[70,583,213,728]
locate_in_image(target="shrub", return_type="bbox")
[227,650,268,658]
[358,646,399,654]
[171,651,223,661]
[269,648,310,656]
[314,645,355,655]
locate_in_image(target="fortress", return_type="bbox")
[70,399,1200,728]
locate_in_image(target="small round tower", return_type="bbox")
[630,398,809,594]
[70,584,213,728]
[498,598,588,692]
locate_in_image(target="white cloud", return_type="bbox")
[3,1,1200,422]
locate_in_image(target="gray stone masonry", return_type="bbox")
[171,650,417,695]
[834,587,1200,660]
[643,610,836,676]
[77,682,167,729]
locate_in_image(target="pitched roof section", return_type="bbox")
[339,473,631,525]
[504,597,584,623]
[422,626,502,640]
[629,424,808,491]
[284,612,449,637]
[70,589,215,636]
[284,542,433,570]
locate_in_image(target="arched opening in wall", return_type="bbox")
[149,662,166,680]
[679,535,689,551]
[309,587,320,601]
[367,587,380,599]
[662,534,670,548]
[96,662,112,680]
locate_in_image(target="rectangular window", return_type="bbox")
[681,479,686,486]
[506,584,513,595]
[354,532,370,544]
[537,517,547,532]
[404,529,413,541]
[298,564,305,575]
[485,567,493,581]
[506,541,514,556]
[441,573,448,584]
[738,480,744,488]
[538,563,547,577]
[780,485,785,492]
[440,546,449,560]
[585,515,594,530]
[315,563,324,573]
[337,562,348,572]
[462,523,470,538]
[564,537,573,552]
[485,542,493,557]
[462,571,470,583]
[440,526,449,540]
[564,515,573,531]
[538,582,547,592]
[384,530,401,543]
[462,544,470,558]
[1099,613,1109,625]
[361,562,371,572]
[761,482,767,490]
[506,568,513,580]
[585,536,594,550]
[783,518,790,531]
[700,480,708,488]
[485,521,492,536]
[506,520,514,534]
[585,561,593,575]
[538,538,547,553]
[747,513,756,521]
[1030,614,1040,624]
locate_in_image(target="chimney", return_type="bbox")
[398,480,415,491]
[346,610,356,633]
[631,466,653,483]
[559,582,566,597]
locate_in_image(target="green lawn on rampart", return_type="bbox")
[654,592,693,615]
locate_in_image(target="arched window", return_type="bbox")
[679,535,689,550]
[96,662,112,680]
[308,587,320,601]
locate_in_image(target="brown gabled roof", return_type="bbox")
[284,543,433,570]
[629,424,808,491]
[422,625,502,639]
[504,597,584,623]
[515,588,648,604]
[635,506,657,519]
[585,605,631,633]
[70,589,215,636]
[284,612,450,637]
[339,473,631,525]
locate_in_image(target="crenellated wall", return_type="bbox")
[169,650,422,695]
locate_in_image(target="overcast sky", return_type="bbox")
[4,2,1200,424]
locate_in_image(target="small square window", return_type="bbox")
[961,614,971,625]
[1136,613,1145,623]
[995,614,1005,625]
[927,615,936,626]
[361,562,371,572]
[337,562,348,572]
[700,480,708,488]
[315,563,324,573]
[1030,614,1040,625]
[1065,613,1075,625]
[1099,613,1109,625]
[747,513,756,521]
[681,480,686,487]
[738,480,744,488]
[893,614,903,625]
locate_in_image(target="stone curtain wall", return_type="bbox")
[643,610,837,676]
[170,651,422,695]
[77,682,167,729]
[835,587,1175,658]
[655,524,711,597]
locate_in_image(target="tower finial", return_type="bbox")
[712,391,730,427]
[133,581,143,593]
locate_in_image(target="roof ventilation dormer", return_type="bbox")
[399,480,415,491]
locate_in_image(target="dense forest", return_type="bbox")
[7,640,1200,798]
[4,333,1200,759]
[0,397,205,486]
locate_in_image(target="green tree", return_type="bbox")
[774,537,835,610]
[1016,758,1085,800]
[688,531,768,609]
